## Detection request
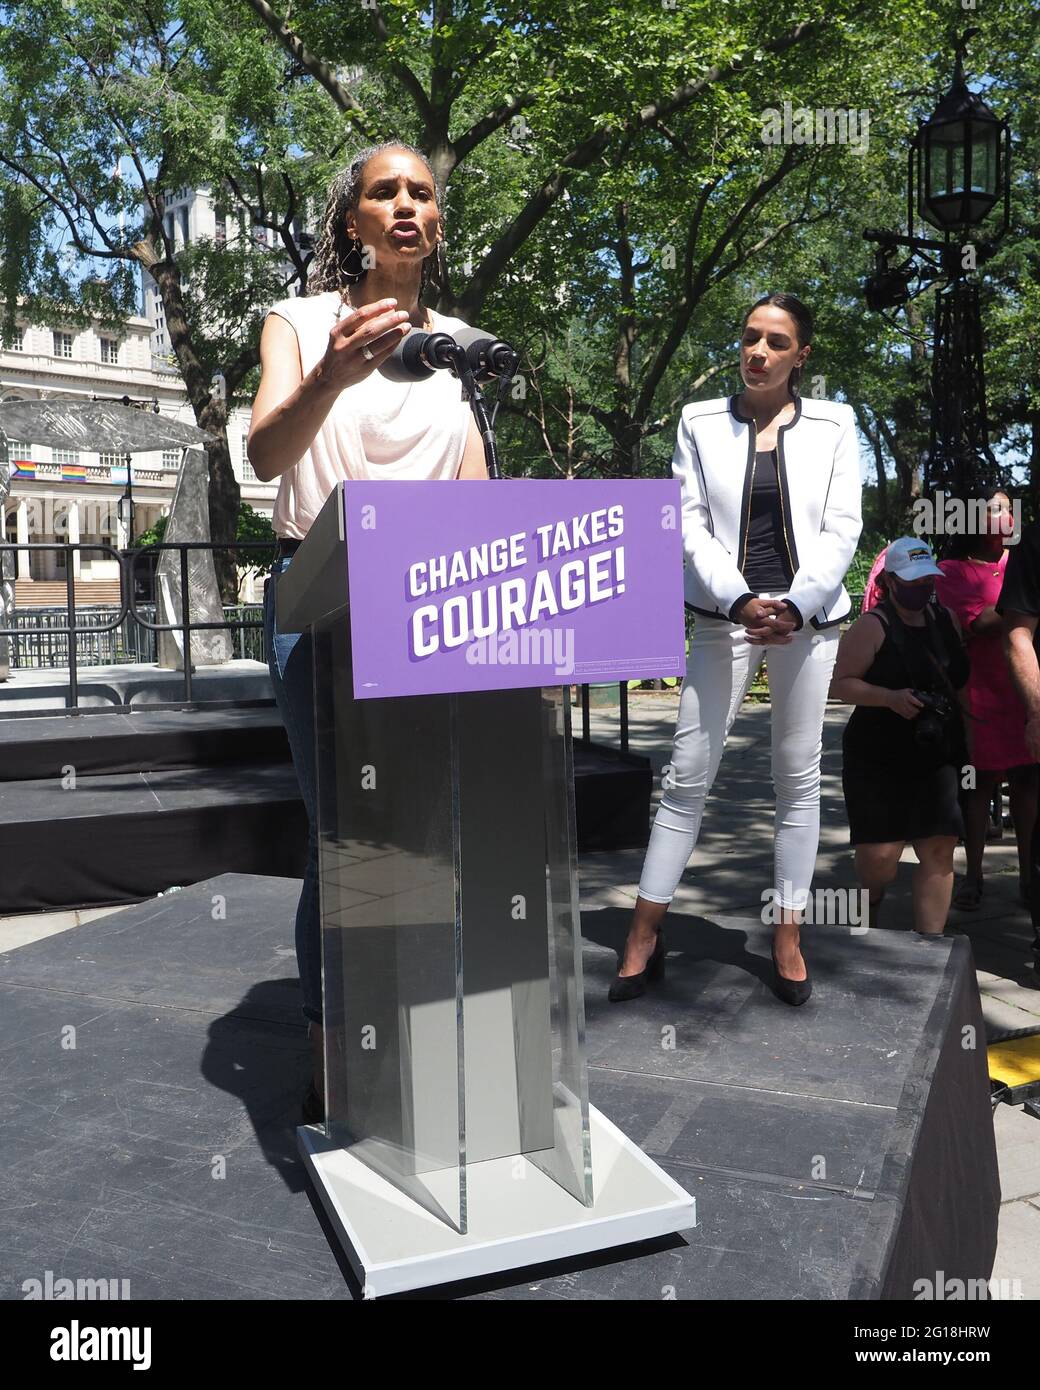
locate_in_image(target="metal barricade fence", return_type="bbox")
[0,540,275,710]
[0,540,866,722]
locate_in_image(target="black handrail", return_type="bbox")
[0,542,128,710]
[0,540,275,711]
[126,542,275,706]
[1,542,867,724]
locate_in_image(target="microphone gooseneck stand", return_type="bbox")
[379,326,520,480]
[446,341,520,481]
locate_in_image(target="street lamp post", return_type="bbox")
[863,30,1010,506]
[117,451,135,548]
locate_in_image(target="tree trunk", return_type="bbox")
[198,398,240,602]
[135,236,241,600]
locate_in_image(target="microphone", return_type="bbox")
[377,328,458,382]
[452,326,519,380]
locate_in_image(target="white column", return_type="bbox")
[67,499,81,578]
[16,498,30,579]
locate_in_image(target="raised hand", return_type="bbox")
[315,298,413,391]
[886,688,925,720]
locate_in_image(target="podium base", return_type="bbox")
[298,1107,696,1298]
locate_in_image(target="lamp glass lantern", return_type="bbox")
[914,59,1008,232]
[116,455,135,546]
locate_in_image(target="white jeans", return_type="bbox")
[637,604,841,911]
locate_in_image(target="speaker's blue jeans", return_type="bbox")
[263,554,322,1024]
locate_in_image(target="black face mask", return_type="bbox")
[889,578,933,611]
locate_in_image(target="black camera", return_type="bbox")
[910,689,956,754]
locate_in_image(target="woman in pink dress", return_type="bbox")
[860,544,888,612]
[936,491,1037,909]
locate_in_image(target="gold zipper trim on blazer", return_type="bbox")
[739,417,758,573]
[774,438,796,577]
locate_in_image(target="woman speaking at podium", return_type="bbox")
[247,143,488,1121]
[610,293,862,1007]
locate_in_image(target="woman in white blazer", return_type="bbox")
[611,293,862,1006]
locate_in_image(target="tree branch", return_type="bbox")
[664,359,735,417]
[633,146,803,422]
[222,342,261,397]
[452,90,540,163]
[240,0,385,141]
[461,18,826,316]
[366,1,437,132]
[0,151,125,262]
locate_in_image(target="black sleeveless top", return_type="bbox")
[843,600,969,769]
[743,449,794,592]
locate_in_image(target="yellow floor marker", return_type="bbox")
[988,1031,1040,1103]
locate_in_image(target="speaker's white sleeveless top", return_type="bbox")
[265,291,471,539]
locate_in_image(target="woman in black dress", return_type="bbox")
[832,537,970,934]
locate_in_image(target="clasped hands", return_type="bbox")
[735,596,798,645]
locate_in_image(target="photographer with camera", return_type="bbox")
[832,538,970,935]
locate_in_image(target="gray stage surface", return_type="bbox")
[0,873,996,1300]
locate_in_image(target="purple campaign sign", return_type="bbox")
[341,479,686,699]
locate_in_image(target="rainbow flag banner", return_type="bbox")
[62,464,87,482]
[12,460,35,477]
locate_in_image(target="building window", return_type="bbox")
[240,435,257,482]
[5,439,32,463]
[162,450,180,470]
[2,326,23,351]
[52,447,80,466]
[53,331,74,359]
[100,337,119,364]
[99,451,124,468]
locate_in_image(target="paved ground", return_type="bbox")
[578,688,1040,1299]
[2,687,1036,1297]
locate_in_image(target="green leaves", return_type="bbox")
[1,0,1035,506]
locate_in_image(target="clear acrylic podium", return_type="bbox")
[277,485,695,1297]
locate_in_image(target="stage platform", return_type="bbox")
[0,872,999,1300]
[0,660,273,713]
[0,705,649,912]
[0,706,290,780]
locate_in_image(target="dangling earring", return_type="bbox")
[420,240,442,302]
[338,235,367,285]
[788,361,804,398]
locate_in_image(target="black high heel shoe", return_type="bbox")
[609,932,666,1003]
[770,942,812,1007]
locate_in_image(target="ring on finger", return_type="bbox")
[361,344,374,361]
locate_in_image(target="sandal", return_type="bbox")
[953,877,983,911]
